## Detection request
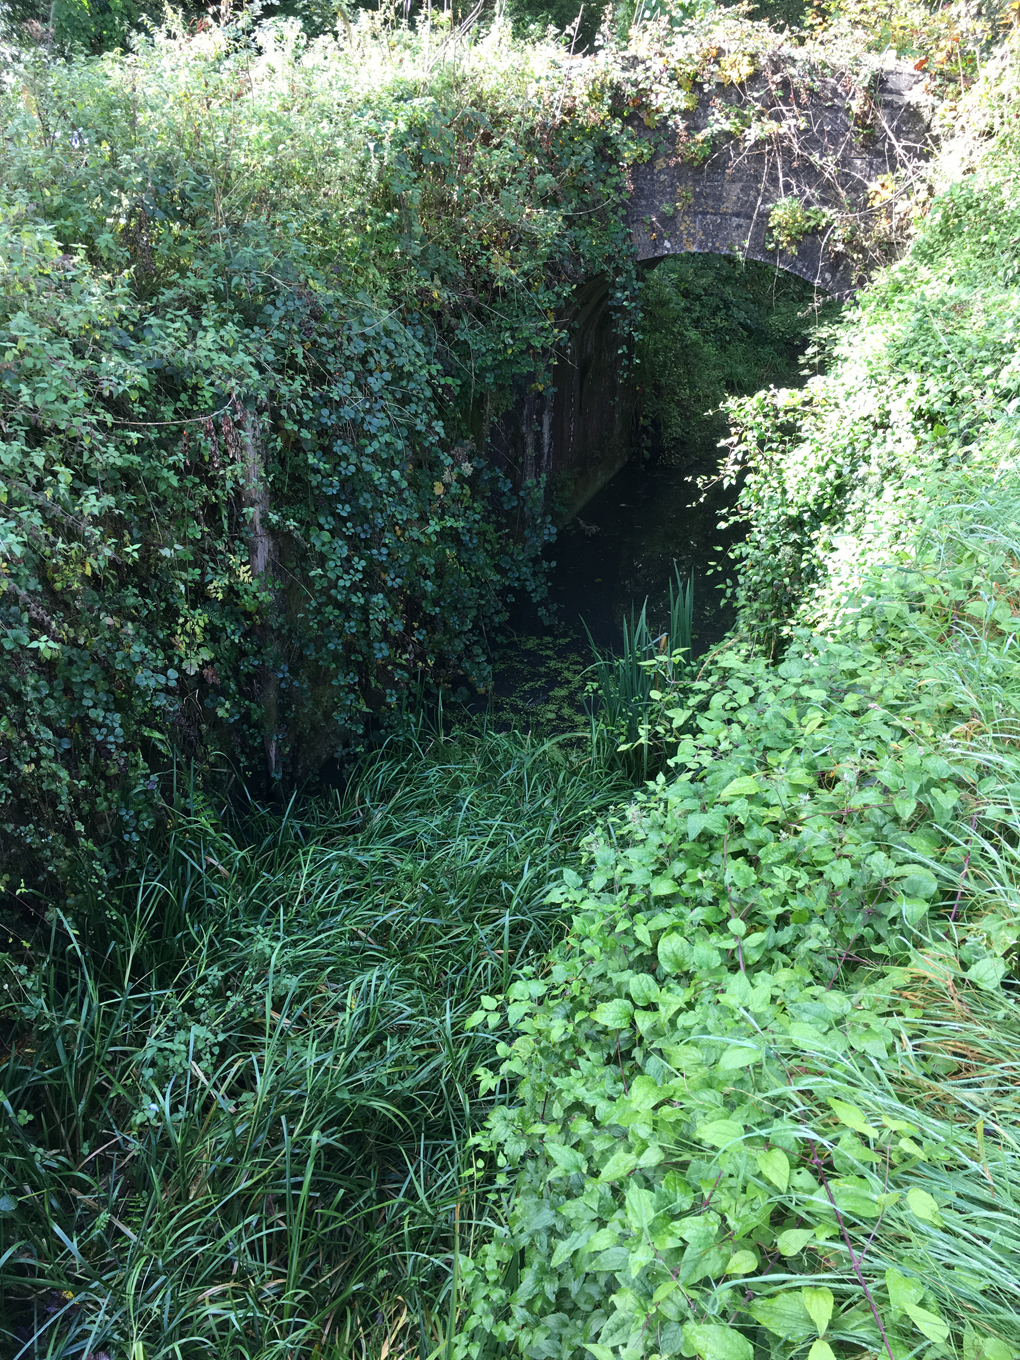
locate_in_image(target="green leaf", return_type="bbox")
[827,1097,879,1138]
[904,1303,950,1343]
[630,974,660,1006]
[0,1195,16,1214]
[749,1292,814,1339]
[583,1346,615,1360]
[776,1228,814,1255]
[696,1118,744,1148]
[756,1147,790,1193]
[964,1330,1015,1360]
[906,1186,943,1225]
[968,957,1007,991]
[802,1286,833,1336]
[808,1341,837,1360]
[650,876,679,896]
[725,1249,757,1274]
[562,867,582,889]
[886,1267,923,1311]
[658,932,694,973]
[598,1149,638,1183]
[593,998,634,1029]
[681,1322,753,1360]
[719,776,761,799]
[630,1074,666,1110]
[718,1044,760,1071]
[545,1142,586,1176]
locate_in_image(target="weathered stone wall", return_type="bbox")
[547,61,932,515]
[626,64,932,294]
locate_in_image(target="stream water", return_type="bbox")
[489,427,742,731]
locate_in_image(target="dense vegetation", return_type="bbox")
[456,33,1020,1360]
[3,0,1020,1358]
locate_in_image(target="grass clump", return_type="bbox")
[0,728,624,1360]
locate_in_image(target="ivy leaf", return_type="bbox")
[681,1322,753,1360]
[756,1147,790,1193]
[802,1286,833,1336]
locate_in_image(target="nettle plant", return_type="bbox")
[459,630,1020,1360]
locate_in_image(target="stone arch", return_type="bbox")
[545,63,932,514]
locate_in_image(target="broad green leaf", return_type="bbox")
[650,876,679,896]
[757,1147,790,1193]
[583,1346,615,1360]
[904,1304,950,1343]
[681,1322,753,1360]
[598,1149,638,1183]
[968,957,1007,991]
[719,776,761,799]
[832,1179,880,1218]
[827,1097,879,1138]
[885,1268,923,1311]
[777,1228,814,1255]
[725,1249,757,1274]
[625,1184,658,1232]
[749,1292,814,1339]
[802,1286,833,1336]
[562,867,582,889]
[593,998,634,1029]
[630,974,660,1006]
[658,932,694,974]
[906,1186,943,1225]
[893,865,937,898]
[545,1142,586,1176]
[964,1330,1015,1360]
[696,1118,743,1148]
[629,1074,665,1110]
[718,1044,760,1071]
[808,1341,837,1360]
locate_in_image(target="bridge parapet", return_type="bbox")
[626,61,933,295]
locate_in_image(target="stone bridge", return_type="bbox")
[504,60,933,514]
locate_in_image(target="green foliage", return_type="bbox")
[722,44,1020,649]
[585,565,694,777]
[0,726,626,1358]
[634,255,833,461]
[0,17,646,889]
[457,527,1020,1360]
[453,43,1020,1360]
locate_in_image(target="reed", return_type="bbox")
[585,564,694,778]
